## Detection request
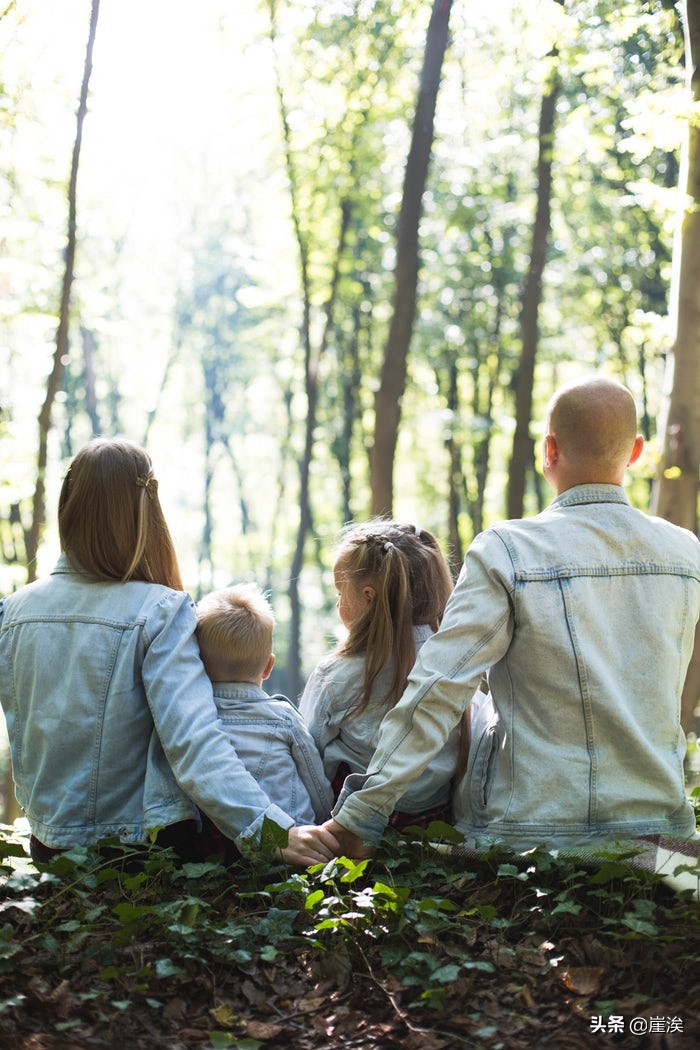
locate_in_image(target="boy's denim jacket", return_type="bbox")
[335,486,700,849]
[211,684,333,825]
[0,555,295,852]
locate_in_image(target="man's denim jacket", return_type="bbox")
[212,683,333,825]
[0,555,295,852]
[335,486,700,849]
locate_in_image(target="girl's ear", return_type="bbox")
[362,585,376,606]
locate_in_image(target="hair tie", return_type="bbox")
[413,524,422,537]
[384,540,394,552]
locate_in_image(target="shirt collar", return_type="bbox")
[212,682,270,701]
[51,552,83,575]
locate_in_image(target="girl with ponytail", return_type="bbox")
[300,519,468,828]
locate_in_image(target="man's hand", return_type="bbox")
[276,824,341,866]
[322,818,374,859]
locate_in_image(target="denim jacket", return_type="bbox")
[212,683,333,824]
[334,486,700,849]
[299,625,460,813]
[0,555,295,852]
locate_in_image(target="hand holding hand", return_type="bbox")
[276,824,341,866]
[322,818,374,859]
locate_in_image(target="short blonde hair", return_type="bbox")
[196,583,274,682]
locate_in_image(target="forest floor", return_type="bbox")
[0,817,698,1050]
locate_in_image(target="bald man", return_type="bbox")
[326,376,700,856]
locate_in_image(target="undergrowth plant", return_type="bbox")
[0,812,698,1049]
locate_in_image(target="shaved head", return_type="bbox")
[546,376,638,473]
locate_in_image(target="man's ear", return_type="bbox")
[627,434,644,466]
[543,433,558,468]
[261,653,276,681]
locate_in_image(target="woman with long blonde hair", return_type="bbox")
[0,437,337,866]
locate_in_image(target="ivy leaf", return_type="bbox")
[154,958,185,978]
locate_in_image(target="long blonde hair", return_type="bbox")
[58,437,183,590]
[335,519,453,719]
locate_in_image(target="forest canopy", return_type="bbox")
[0,0,693,695]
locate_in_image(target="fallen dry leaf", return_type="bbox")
[560,966,605,996]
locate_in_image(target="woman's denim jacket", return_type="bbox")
[0,555,295,852]
[334,486,700,849]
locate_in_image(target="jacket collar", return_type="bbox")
[551,483,631,510]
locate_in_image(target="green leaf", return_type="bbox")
[304,889,325,910]
[259,818,289,854]
[154,958,185,978]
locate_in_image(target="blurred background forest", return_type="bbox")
[2,0,699,816]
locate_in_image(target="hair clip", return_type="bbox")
[136,473,156,498]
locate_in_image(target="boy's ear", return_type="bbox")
[261,653,276,681]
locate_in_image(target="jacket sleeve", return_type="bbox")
[298,662,341,757]
[142,591,295,852]
[332,530,515,841]
[286,705,335,821]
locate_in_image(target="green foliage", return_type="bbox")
[0,822,698,1047]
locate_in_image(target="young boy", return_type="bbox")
[196,584,334,837]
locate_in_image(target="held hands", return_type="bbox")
[321,818,374,860]
[276,824,341,866]
[275,820,374,866]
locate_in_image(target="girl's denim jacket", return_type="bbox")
[0,555,295,852]
[335,486,700,849]
[300,625,461,813]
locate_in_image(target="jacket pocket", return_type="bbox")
[469,706,500,812]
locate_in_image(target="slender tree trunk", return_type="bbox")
[81,326,102,436]
[338,305,363,525]
[652,0,700,733]
[507,52,560,520]
[287,200,352,699]
[24,0,100,581]
[444,360,464,578]
[370,0,453,517]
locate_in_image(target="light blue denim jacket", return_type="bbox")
[334,486,700,849]
[299,625,461,813]
[0,555,296,852]
[212,683,333,825]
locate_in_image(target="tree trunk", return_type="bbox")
[507,52,560,520]
[24,0,100,582]
[81,326,102,437]
[287,199,352,699]
[652,0,700,734]
[444,360,464,578]
[370,0,453,517]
